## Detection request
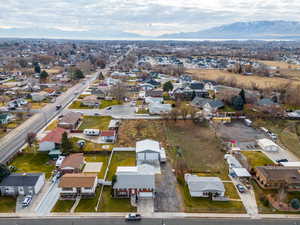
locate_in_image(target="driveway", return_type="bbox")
[154,162,183,212]
[137,199,154,214]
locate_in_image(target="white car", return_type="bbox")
[22,195,32,207]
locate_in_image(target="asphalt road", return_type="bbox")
[0,72,97,163]
[1,218,300,225]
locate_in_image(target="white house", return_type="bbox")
[0,173,45,196]
[257,138,280,152]
[39,127,67,151]
[136,139,161,164]
[184,174,225,198]
[113,164,155,198]
[149,103,172,115]
[31,91,48,102]
[58,173,98,199]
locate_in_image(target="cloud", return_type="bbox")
[0,0,300,36]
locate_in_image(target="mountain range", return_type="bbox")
[1,21,300,40]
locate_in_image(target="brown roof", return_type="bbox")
[101,130,116,137]
[59,173,97,188]
[256,166,300,183]
[41,127,67,144]
[58,112,82,126]
[60,153,84,170]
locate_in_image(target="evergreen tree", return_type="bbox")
[61,132,73,154]
[239,89,246,104]
[232,95,244,110]
[0,164,10,182]
[73,69,84,80]
[39,70,49,80]
[163,81,174,92]
[34,64,41,73]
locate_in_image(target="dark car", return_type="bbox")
[106,106,112,110]
[125,213,142,221]
[276,158,288,163]
[56,104,62,110]
[236,184,246,193]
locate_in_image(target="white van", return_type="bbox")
[83,129,100,136]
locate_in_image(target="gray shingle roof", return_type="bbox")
[185,174,225,193]
[0,173,43,187]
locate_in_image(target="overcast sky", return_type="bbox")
[1,0,300,36]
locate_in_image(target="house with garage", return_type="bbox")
[59,173,98,199]
[185,174,225,199]
[113,164,155,199]
[203,99,224,114]
[0,113,12,125]
[0,173,45,196]
[81,95,99,107]
[31,91,48,102]
[39,127,67,151]
[59,153,85,174]
[136,139,162,165]
[58,111,82,130]
[100,130,116,143]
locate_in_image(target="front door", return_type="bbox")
[18,186,25,195]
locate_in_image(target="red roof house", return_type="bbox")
[39,127,67,152]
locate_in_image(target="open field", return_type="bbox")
[0,197,16,213]
[75,188,101,212]
[106,152,136,181]
[242,151,274,169]
[51,200,74,212]
[116,119,167,147]
[187,69,300,89]
[180,184,245,213]
[99,187,136,212]
[10,153,55,179]
[78,116,111,131]
[84,153,110,178]
[259,60,300,70]
[166,121,228,180]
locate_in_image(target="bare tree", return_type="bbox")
[109,83,127,102]
[26,132,36,148]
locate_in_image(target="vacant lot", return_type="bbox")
[166,121,228,180]
[99,187,136,212]
[10,153,55,179]
[180,184,245,213]
[188,69,300,89]
[78,116,111,130]
[106,152,136,181]
[242,151,274,169]
[51,200,74,213]
[85,153,110,178]
[116,120,167,147]
[0,197,16,213]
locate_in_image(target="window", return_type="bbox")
[62,188,73,191]
[84,187,92,190]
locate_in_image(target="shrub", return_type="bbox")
[290,198,300,209]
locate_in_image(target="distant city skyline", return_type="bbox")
[1,0,300,36]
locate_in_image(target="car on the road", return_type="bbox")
[267,131,277,140]
[22,195,32,207]
[236,184,246,193]
[56,104,62,110]
[125,213,142,221]
[94,112,100,116]
[276,158,288,163]
[106,106,112,110]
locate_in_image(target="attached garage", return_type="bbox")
[139,192,153,198]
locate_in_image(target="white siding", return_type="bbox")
[34,174,45,194]
[39,142,55,151]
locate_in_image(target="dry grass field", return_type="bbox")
[259,60,300,70]
[188,69,300,89]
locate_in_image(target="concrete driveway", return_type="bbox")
[137,199,154,214]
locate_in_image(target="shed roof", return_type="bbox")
[136,139,160,153]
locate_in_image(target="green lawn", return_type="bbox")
[106,152,136,181]
[70,137,114,152]
[84,153,111,178]
[51,200,74,212]
[99,100,122,109]
[45,120,58,130]
[242,151,274,169]
[68,100,95,109]
[99,187,136,212]
[10,153,55,179]
[75,188,101,212]
[78,116,111,130]
[224,182,240,200]
[136,108,149,114]
[180,184,245,213]
[0,197,16,213]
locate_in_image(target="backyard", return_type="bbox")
[99,187,136,212]
[242,151,274,169]
[70,137,114,152]
[78,116,111,131]
[9,153,55,179]
[84,153,110,178]
[106,151,136,181]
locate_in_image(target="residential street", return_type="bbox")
[0,73,98,163]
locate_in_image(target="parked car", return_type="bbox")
[236,184,246,193]
[276,158,288,163]
[268,131,277,140]
[106,106,112,110]
[125,213,142,221]
[22,195,32,207]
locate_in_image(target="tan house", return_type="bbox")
[59,173,98,199]
[255,166,300,191]
[59,153,85,174]
[58,112,82,130]
[81,95,99,107]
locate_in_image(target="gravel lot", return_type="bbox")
[154,162,183,212]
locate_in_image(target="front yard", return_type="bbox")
[242,151,274,169]
[106,152,136,181]
[0,197,16,213]
[99,187,136,212]
[78,116,111,131]
[75,187,101,212]
[10,153,55,179]
[51,200,74,213]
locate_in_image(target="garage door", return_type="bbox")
[139,192,153,198]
